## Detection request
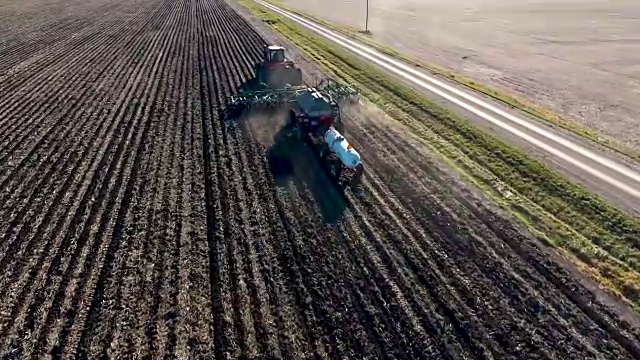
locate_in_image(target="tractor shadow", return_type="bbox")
[266,127,295,185]
[221,77,350,224]
[267,125,348,225]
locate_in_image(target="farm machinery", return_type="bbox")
[222,44,364,190]
[283,86,365,189]
[224,45,359,118]
[254,45,303,89]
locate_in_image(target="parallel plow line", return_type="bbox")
[0,0,178,334]
[0,0,639,358]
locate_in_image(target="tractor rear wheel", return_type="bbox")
[255,63,264,84]
[296,124,303,140]
[326,154,341,178]
[287,111,303,140]
[287,111,297,128]
[291,68,303,86]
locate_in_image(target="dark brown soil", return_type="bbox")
[1,0,639,358]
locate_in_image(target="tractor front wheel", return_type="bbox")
[287,111,303,140]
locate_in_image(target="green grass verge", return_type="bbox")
[264,0,640,163]
[237,0,640,312]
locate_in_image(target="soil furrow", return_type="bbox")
[239,115,315,358]
[91,4,187,357]
[352,138,564,357]
[0,0,185,354]
[382,126,640,355]
[195,1,237,358]
[223,113,288,359]
[37,34,172,360]
[170,0,211,355]
[355,116,640,357]
[0,5,177,348]
[350,121,561,354]
[69,5,186,358]
[0,0,127,73]
[0,21,171,277]
[0,0,175,243]
[209,3,260,355]
[271,133,415,357]
[0,0,155,139]
[2,0,640,358]
[0,0,167,170]
[349,115,635,357]
[142,2,190,356]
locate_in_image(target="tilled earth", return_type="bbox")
[1,0,640,358]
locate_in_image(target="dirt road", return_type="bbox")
[0,0,639,358]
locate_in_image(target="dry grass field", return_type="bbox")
[279,0,640,150]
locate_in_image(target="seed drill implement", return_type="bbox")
[223,79,359,121]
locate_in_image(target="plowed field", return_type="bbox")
[1,0,639,358]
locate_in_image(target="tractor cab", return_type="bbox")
[263,45,287,63]
[255,44,303,89]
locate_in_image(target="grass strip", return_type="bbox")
[237,0,640,312]
[264,0,640,163]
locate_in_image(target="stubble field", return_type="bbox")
[1,0,640,358]
[278,0,640,151]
